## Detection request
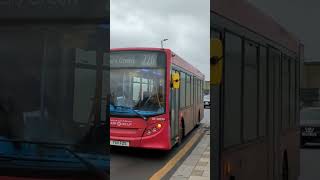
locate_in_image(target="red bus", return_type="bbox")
[110,48,205,150]
[211,0,302,180]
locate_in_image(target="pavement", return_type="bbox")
[299,146,320,180]
[170,110,210,180]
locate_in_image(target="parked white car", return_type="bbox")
[300,107,320,147]
[203,95,210,109]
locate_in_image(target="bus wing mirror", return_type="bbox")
[172,72,180,89]
[211,38,223,86]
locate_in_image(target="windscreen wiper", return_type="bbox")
[0,139,109,180]
[111,104,147,120]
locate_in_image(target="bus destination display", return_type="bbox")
[110,51,164,68]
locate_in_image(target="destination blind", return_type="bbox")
[110,51,165,68]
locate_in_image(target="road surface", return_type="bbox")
[299,145,320,180]
[110,109,210,180]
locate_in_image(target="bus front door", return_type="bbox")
[170,85,180,145]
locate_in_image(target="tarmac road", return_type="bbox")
[110,109,210,180]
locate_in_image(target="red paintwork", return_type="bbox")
[110,48,204,150]
[212,0,300,52]
[110,114,171,150]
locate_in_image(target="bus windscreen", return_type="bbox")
[110,51,166,117]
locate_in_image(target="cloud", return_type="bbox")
[111,0,210,80]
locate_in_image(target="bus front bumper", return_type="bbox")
[110,128,171,150]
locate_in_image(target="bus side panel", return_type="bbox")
[280,129,300,180]
[180,107,193,135]
[200,102,204,121]
[179,101,203,136]
[278,54,300,180]
[222,143,268,180]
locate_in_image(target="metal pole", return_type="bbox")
[161,39,167,49]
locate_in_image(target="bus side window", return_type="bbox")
[223,32,242,148]
[180,72,186,108]
[259,46,267,137]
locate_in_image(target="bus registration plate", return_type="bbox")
[110,140,129,147]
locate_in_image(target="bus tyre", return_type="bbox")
[197,112,201,125]
[282,153,289,180]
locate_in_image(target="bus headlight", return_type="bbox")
[143,123,163,136]
[146,130,152,135]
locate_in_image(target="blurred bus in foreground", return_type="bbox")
[211,0,303,179]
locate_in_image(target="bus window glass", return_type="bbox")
[200,80,202,101]
[191,76,193,105]
[282,55,289,129]
[243,41,258,142]
[180,72,186,108]
[295,60,300,126]
[133,77,141,101]
[195,78,198,103]
[290,58,295,128]
[273,50,281,133]
[73,68,96,124]
[197,79,200,103]
[199,80,201,103]
[0,25,109,177]
[259,46,267,137]
[110,51,166,116]
[224,32,242,147]
[0,26,109,143]
[200,80,203,99]
[186,75,191,106]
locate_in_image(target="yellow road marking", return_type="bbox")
[149,129,203,180]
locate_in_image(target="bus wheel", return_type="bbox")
[282,152,289,180]
[178,119,185,144]
[198,112,201,125]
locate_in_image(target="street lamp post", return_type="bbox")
[161,38,168,49]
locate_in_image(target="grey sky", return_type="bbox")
[110,0,210,80]
[247,0,320,60]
